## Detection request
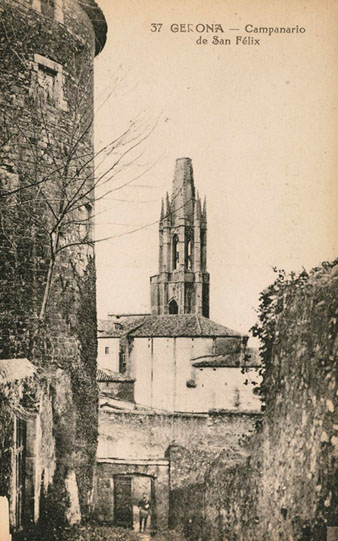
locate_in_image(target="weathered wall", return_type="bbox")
[129,336,260,412]
[195,261,338,540]
[96,408,261,532]
[0,365,78,532]
[97,337,120,372]
[0,0,106,528]
[97,409,260,463]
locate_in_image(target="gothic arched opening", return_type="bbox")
[172,234,179,270]
[169,299,178,314]
[186,239,192,270]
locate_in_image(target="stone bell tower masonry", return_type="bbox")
[150,158,210,317]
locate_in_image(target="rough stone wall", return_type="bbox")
[0,0,102,524]
[255,262,338,540]
[197,261,338,540]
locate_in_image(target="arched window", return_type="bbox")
[200,230,206,270]
[186,239,192,270]
[172,234,179,270]
[169,299,178,314]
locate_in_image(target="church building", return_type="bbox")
[97,157,261,413]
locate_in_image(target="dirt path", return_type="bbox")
[137,534,151,541]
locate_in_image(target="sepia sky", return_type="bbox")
[93,0,338,335]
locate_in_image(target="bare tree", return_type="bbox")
[0,71,157,330]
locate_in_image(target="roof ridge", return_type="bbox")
[123,316,148,336]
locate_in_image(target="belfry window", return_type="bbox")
[169,299,178,314]
[186,239,192,270]
[200,230,205,270]
[172,234,179,270]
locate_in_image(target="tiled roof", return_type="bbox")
[97,319,123,337]
[97,368,135,383]
[122,315,243,338]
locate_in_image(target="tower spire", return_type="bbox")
[202,196,207,223]
[165,191,170,219]
[150,158,210,317]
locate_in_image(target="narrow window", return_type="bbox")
[33,55,67,111]
[32,0,63,22]
[37,64,56,104]
[172,234,179,270]
[200,230,205,270]
[186,239,192,270]
[105,346,109,355]
[40,0,55,18]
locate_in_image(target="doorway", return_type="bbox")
[114,474,156,531]
[114,476,133,528]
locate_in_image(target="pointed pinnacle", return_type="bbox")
[202,197,207,221]
[160,198,164,221]
[194,194,201,221]
[164,192,171,223]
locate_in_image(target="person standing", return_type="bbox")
[138,493,150,532]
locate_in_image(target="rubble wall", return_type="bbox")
[197,262,338,540]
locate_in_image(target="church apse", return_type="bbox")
[150,158,210,317]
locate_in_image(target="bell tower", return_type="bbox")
[150,157,210,317]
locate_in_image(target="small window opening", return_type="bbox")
[37,64,57,104]
[105,347,109,355]
[172,234,179,270]
[33,54,67,110]
[40,0,55,18]
[186,239,192,270]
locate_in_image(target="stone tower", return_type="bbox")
[150,158,210,317]
[0,0,107,525]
